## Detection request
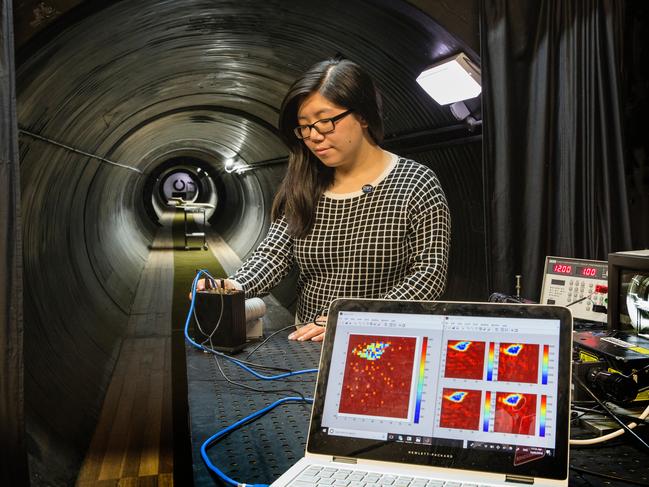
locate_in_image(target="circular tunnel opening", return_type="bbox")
[160,169,202,203]
[144,156,221,224]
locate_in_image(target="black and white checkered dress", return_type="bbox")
[232,156,450,321]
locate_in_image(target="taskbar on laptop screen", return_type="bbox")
[319,427,559,458]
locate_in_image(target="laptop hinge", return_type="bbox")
[332,456,357,465]
[505,475,534,484]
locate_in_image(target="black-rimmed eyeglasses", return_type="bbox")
[293,109,354,140]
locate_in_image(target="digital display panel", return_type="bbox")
[576,266,600,278]
[321,316,562,450]
[549,260,606,280]
[551,264,572,275]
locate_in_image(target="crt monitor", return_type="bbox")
[607,249,649,334]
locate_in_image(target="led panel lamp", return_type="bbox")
[416,53,481,105]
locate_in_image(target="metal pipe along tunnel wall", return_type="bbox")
[15,0,484,483]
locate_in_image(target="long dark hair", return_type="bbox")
[272,58,384,238]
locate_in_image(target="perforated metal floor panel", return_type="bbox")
[187,329,321,487]
[568,432,649,486]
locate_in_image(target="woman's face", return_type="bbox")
[296,91,369,169]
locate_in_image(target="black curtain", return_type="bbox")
[0,0,29,484]
[624,2,649,249]
[481,0,633,300]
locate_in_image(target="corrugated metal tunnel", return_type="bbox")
[14,0,486,484]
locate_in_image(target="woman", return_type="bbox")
[199,58,450,342]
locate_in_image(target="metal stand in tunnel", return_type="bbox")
[180,202,214,250]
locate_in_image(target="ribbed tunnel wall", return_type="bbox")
[16,0,484,484]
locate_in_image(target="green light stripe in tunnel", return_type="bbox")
[171,210,226,332]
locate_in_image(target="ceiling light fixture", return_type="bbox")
[416,52,481,105]
[224,158,236,173]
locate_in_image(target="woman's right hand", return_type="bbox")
[288,315,328,342]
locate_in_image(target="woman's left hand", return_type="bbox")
[288,316,327,342]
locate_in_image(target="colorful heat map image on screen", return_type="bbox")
[497,343,540,383]
[439,388,482,430]
[444,340,486,380]
[338,335,417,419]
[494,392,537,435]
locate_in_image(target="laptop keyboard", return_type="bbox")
[289,465,497,487]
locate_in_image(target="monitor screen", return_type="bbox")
[320,311,562,453]
[619,270,649,334]
[608,250,649,334]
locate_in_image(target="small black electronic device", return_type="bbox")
[572,330,649,403]
[574,330,649,368]
[488,292,535,304]
[607,249,649,334]
[193,288,247,353]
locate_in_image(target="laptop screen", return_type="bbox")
[307,300,572,481]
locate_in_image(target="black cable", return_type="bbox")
[571,400,599,405]
[571,411,588,424]
[192,278,223,341]
[570,465,649,486]
[573,376,649,451]
[572,405,649,426]
[313,307,327,323]
[194,308,216,343]
[200,342,293,373]
[244,325,298,360]
[244,307,326,360]
[571,405,604,414]
[18,127,142,174]
[566,294,591,307]
[194,296,313,406]
[191,301,292,373]
[210,351,308,401]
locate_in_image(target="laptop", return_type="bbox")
[272,299,572,487]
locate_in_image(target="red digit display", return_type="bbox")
[552,264,572,274]
[580,267,597,277]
